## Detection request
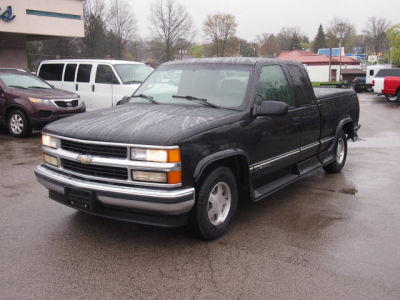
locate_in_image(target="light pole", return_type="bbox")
[327,38,332,82]
[338,23,344,81]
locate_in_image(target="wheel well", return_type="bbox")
[4,106,29,123]
[195,155,251,201]
[342,122,354,139]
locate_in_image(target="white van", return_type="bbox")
[37,59,153,111]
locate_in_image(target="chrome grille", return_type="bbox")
[54,99,79,108]
[61,140,127,158]
[61,158,128,180]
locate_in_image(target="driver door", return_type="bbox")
[248,64,301,188]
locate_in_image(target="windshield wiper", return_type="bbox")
[8,85,28,89]
[132,94,159,104]
[125,80,142,84]
[28,86,49,89]
[172,95,220,108]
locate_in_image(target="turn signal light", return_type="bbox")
[168,170,182,184]
[43,153,58,167]
[167,149,181,163]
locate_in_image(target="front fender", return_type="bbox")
[193,148,249,182]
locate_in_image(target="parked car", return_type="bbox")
[382,76,400,103]
[34,58,360,240]
[0,68,85,137]
[37,59,153,111]
[372,68,400,95]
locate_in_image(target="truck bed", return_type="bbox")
[313,87,355,101]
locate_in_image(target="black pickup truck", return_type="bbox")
[35,58,360,240]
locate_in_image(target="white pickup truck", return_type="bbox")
[373,68,400,94]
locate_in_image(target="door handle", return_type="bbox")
[75,84,78,91]
[92,84,95,92]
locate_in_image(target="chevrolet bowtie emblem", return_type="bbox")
[76,155,93,164]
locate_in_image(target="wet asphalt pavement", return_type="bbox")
[1,92,400,299]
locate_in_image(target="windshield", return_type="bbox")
[131,64,252,109]
[114,64,153,84]
[0,72,52,89]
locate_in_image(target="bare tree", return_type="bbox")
[363,16,391,54]
[203,13,237,57]
[83,0,108,57]
[149,0,194,62]
[277,27,303,51]
[326,17,356,52]
[108,0,137,59]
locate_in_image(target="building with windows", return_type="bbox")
[277,50,361,82]
[0,0,84,68]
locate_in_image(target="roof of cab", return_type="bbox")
[162,57,302,67]
[39,59,144,65]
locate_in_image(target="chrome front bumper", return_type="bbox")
[35,165,195,226]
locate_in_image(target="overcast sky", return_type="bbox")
[127,0,399,42]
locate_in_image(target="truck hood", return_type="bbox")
[44,103,245,145]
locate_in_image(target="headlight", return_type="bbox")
[29,97,53,106]
[130,148,180,163]
[42,134,59,149]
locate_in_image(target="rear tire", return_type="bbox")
[385,94,397,102]
[7,110,31,138]
[397,90,400,104]
[190,167,238,240]
[323,131,347,173]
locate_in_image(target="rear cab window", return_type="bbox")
[375,69,400,77]
[39,64,64,81]
[286,64,314,106]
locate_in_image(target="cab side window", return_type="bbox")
[287,64,314,106]
[95,65,118,84]
[77,64,92,83]
[257,65,293,106]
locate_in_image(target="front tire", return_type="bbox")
[323,131,347,173]
[8,110,30,137]
[190,167,238,240]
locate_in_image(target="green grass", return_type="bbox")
[312,81,342,87]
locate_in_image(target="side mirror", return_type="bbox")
[257,101,288,116]
[116,96,130,105]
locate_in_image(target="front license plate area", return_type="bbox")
[65,187,94,210]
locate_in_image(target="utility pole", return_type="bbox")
[338,23,344,81]
[329,39,332,82]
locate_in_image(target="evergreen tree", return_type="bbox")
[313,24,326,53]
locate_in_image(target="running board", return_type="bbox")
[254,156,322,202]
